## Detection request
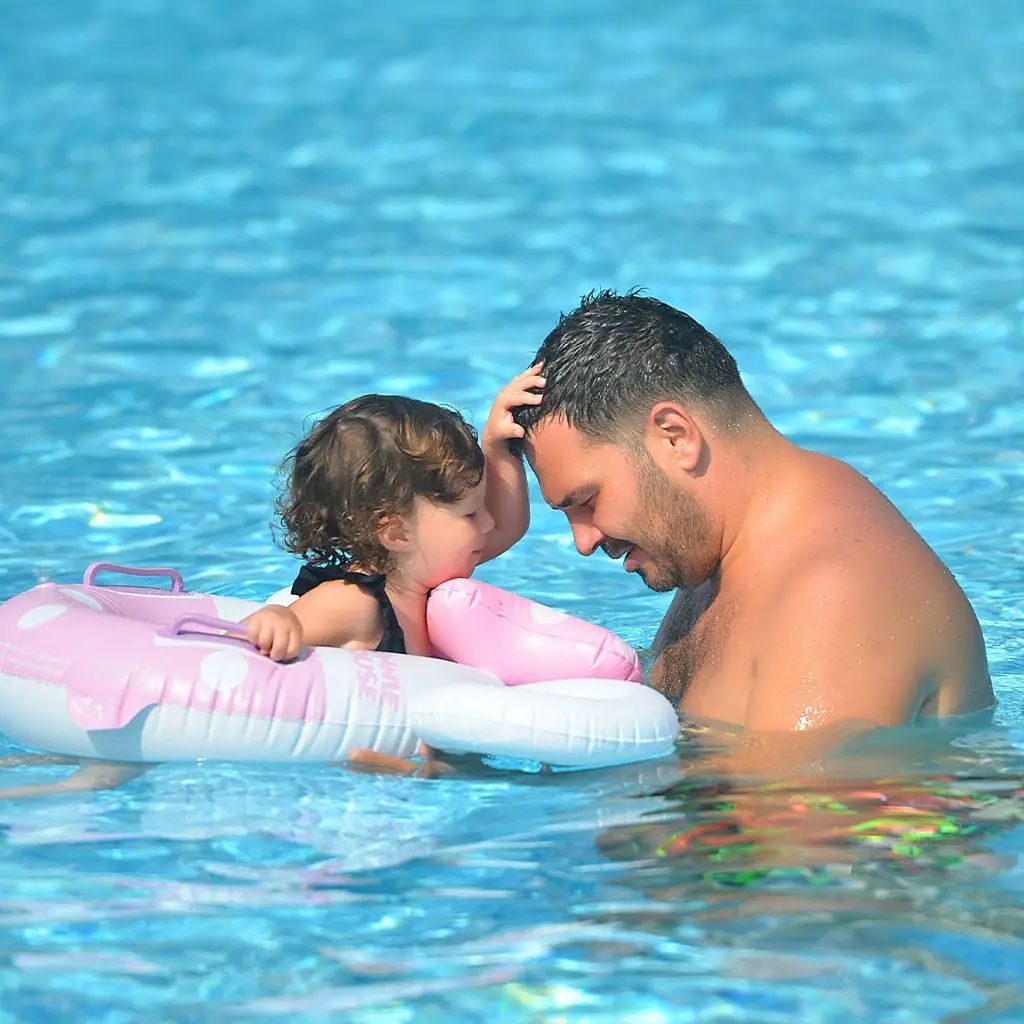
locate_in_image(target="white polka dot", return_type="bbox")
[199,650,250,691]
[17,605,68,630]
[529,603,568,625]
[59,588,104,611]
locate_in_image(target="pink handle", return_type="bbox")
[83,562,185,593]
[158,613,255,650]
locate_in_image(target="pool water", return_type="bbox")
[1,0,1023,1019]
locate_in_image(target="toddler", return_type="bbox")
[242,367,544,660]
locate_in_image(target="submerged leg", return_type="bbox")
[0,759,149,799]
[0,753,80,768]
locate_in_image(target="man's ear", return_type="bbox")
[377,515,412,554]
[645,402,702,472]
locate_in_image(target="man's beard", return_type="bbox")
[623,453,714,593]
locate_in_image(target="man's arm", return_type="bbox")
[744,558,923,734]
[705,558,925,777]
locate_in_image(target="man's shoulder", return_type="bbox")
[785,450,940,584]
[744,544,925,730]
[761,542,886,636]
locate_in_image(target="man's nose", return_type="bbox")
[570,521,604,557]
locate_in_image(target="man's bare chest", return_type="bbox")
[651,591,753,723]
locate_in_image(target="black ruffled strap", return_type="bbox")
[289,563,406,654]
[291,563,387,597]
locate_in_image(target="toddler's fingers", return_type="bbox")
[492,420,525,439]
[260,622,282,657]
[245,619,265,650]
[507,367,543,386]
[268,630,289,661]
[510,389,543,405]
[275,623,303,661]
[256,624,274,656]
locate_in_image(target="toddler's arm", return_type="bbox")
[241,580,384,660]
[479,364,545,562]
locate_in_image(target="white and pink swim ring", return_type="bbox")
[0,563,678,770]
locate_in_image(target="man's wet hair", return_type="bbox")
[513,289,754,445]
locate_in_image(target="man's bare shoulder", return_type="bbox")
[761,543,883,631]
[790,452,957,586]
[744,547,931,730]
[800,452,916,533]
[751,531,991,722]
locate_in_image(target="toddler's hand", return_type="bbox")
[241,606,304,661]
[483,363,545,446]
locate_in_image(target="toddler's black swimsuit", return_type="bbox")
[290,564,406,654]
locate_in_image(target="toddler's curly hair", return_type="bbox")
[275,395,485,573]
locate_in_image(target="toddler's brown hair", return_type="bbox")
[276,395,485,573]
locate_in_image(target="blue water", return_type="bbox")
[1,0,1023,1019]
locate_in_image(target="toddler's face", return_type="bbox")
[405,480,494,589]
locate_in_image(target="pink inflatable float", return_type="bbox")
[0,564,677,769]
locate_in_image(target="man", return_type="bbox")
[513,289,993,741]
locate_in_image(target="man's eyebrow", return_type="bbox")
[549,489,592,510]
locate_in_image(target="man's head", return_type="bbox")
[515,290,760,591]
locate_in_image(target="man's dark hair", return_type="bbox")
[514,289,753,443]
